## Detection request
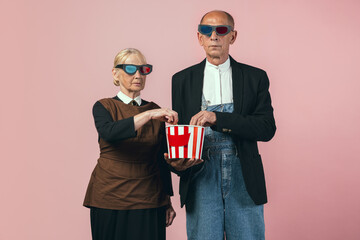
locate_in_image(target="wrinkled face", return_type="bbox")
[113,54,147,97]
[198,11,237,61]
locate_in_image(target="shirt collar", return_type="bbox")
[205,57,231,72]
[117,90,142,106]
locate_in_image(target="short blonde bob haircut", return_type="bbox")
[113,48,147,86]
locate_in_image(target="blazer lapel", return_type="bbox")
[230,56,244,114]
[189,59,206,116]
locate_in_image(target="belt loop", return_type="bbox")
[207,148,210,160]
[235,146,238,157]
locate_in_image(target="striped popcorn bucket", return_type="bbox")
[166,125,205,159]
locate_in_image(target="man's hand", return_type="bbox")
[189,111,216,127]
[164,153,204,171]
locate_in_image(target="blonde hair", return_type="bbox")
[113,48,147,86]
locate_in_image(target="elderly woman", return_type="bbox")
[83,48,177,240]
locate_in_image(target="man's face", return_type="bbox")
[198,12,237,61]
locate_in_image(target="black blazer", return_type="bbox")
[172,56,276,207]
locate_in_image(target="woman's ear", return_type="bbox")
[112,68,119,80]
[112,68,121,86]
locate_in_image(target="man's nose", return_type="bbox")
[210,30,218,40]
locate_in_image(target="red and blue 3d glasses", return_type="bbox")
[198,25,233,37]
[115,64,153,75]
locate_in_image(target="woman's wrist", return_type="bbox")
[166,195,172,208]
[145,110,153,121]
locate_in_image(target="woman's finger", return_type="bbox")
[168,211,175,226]
[166,206,176,227]
[166,208,170,226]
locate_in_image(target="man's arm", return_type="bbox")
[190,71,276,142]
[212,71,276,141]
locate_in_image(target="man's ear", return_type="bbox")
[230,30,237,45]
[197,32,204,46]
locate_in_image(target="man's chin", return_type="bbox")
[208,49,222,56]
[208,53,221,59]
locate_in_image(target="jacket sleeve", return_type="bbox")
[92,101,137,142]
[211,71,276,142]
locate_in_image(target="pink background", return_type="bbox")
[1,0,360,239]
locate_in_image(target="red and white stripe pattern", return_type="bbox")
[166,125,205,159]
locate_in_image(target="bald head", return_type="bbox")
[197,10,237,65]
[200,10,234,28]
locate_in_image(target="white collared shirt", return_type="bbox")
[117,91,142,106]
[203,57,233,105]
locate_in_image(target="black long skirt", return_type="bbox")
[90,206,166,240]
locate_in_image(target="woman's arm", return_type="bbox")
[93,101,136,142]
[93,101,178,143]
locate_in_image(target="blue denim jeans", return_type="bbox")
[186,101,265,240]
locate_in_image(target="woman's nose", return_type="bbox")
[134,70,141,78]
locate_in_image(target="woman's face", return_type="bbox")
[113,54,147,98]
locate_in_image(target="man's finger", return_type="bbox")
[190,112,202,125]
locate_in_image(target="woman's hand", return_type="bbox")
[134,108,178,131]
[164,153,204,171]
[148,108,178,125]
[166,203,176,227]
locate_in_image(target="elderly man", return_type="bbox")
[166,10,276,240]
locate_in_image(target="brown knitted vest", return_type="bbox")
[83,98,168,210]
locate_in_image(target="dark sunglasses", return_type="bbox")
[115,64,153,75]
[198,25,233,37]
